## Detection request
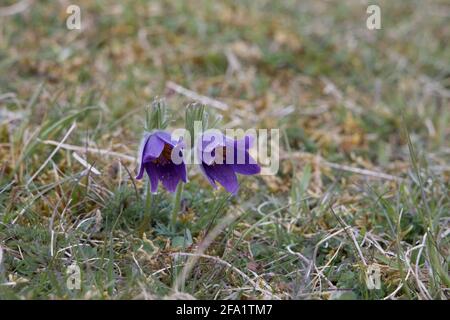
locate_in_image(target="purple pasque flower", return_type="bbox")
[136,130,187,193]
[197,132,260,195]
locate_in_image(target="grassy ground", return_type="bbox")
[0,0,449,299]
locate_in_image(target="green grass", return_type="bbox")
[0,0,449,299]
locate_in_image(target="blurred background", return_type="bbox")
[1,1,448,162]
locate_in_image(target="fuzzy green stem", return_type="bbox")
[138,179,153,237]
[171,182,183,233]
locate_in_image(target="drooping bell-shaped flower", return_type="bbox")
[136,130,187,193]
[197,132,260,194]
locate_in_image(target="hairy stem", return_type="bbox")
[171,182,183,233]
[138,179,153,237]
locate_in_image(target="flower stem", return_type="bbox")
[138,179,153,238]
[170,182,183,233]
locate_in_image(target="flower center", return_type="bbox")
[152,143,173,165]
[211,146,227,165]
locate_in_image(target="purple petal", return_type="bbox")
[220,135,256,165]
[137,130,183,176]
[145,163,159,193]
[154,130,177,146]
[175,162,187,183]
[136,161,146,180]
[199,132,225,150]
[142,133,165,163]
[199,163,217,188]
[224,147,257,166]
[203,164,239,194]
[225,135,255,151]
[199,133,228,165]
[136,134,155,179]
[233,162,260,175]
[155,162,183,193]
[199,163,217,189]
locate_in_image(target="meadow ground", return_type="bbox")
[0,0,449,299]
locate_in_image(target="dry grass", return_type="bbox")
[0,0,449,299]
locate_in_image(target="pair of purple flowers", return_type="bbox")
[136,130,260,194]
